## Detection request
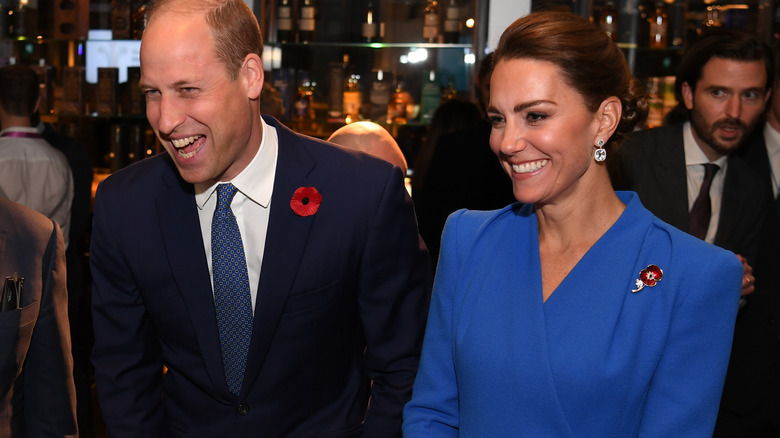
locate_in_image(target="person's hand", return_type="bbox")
[736,254,755,297]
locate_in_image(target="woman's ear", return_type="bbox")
[595,96,621,142]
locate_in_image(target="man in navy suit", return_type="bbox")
[89,1,432,437]
[0,197,77,437]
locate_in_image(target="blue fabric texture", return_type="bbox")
[211,183,253,395]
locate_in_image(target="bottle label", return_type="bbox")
[446,8,458,20]
[294,97,311,118]
[301,6,315,19]
[278,6,291,19]
[424,13,440,26]
[278,18,292,31]
[300,18,315,31]
[362,22,377,39]
[343,91,362,117]
[444,19,458,32]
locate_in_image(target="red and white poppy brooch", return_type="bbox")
[631,264,663,293]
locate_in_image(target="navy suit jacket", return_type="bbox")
[715,129,780,433]
[90,116,433,438]
[612,123,767,266]
[0,198,77,437]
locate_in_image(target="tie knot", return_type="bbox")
[703,163,720,180]
[216,183,238,210]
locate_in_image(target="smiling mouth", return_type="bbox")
[512,159,549,174]
[171,135,204,159]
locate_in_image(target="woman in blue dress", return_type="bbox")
[403,11,744,437]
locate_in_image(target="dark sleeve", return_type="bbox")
[90,184,166,438]
[23,221,78,437]
[359,166,433,438]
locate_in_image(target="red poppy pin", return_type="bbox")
[290,187,322,217]
[631,264,663,293]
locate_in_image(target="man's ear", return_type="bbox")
[681,82,694,110]
[243,53,264,100]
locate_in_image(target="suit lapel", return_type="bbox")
[241,117,318,395]
[653,126,690,231]
[155,169,233,398]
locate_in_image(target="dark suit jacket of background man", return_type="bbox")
[0,197,77,437]
[90,115,433,438]
[41,121,96,438]
[612,123,766,267]
[714,129,780,436]
[612,123,772,436]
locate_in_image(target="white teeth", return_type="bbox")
[171,135,203,149]
[512,159,548,174]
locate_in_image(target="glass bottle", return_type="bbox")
[293,74,314,123]
[298,0,316,43]
[423,0,440,43]
[645,76,664,128]
[276,0,294,43]
[420,70,441,124]
[441,74,458,101]
[599,0,618,42]
[368,69,392,122]
[343,70,362,124]
[362,1,378,42]
[131,2,147,40]
[0,3,7,38]
[387,79,413,125]
[442,0,459,44]
[11,0,30,38]
[648,0,668,48]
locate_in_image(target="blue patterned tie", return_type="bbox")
[212,183,253,395]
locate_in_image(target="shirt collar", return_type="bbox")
[194,118,278,209]
[0,126,41,136]
[683,121,728,168]
[764,122,780,158]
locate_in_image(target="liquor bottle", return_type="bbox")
[343,70,362,124]
[599,0,618,42]
[276,0,294,43]
[292,73,314,123]
[11,0,31,38]
[362,1,378,42]
[327,55,347,119]
[442,0,459,44]
[645,76,664,128]
[298,0,316,43]
[367,69,392,122]
[387,78,413,125]
[420,70,441,124]
[648,0,668,48]
[441,74,458,101]
[131,1,147,40]
[423,0,440,43]
[0,3,8,38]
[668,0,686,48]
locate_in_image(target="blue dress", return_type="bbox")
[403,192,742,437]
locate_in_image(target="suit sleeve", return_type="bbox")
[23,221,78,437]
[402,211,464,437]
[638,248,742,437]
[358,166,433,438]
[90,185,166,438]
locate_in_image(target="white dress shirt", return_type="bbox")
[195,119,279,313]
[0,126,74,247]
[683,121,728,244]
